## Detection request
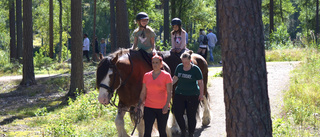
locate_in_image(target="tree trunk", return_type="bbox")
[68,0,84,97]
[280,0,283,22]
[58,0,63,63]
[171,0,176,18]
[164,0,169,47]
[269,0,274,34]
[21,0,36,86]
[110,0,117,51]
[216,0,219,45]
[218,0,272,136]
[49,0,54,59]
[16,0,23,62]
[92,0,97,61]
[178,0,182,18]
[116,0,130,48]
[306,0,308,37]
[9,0,17,62]
[316,0,319,43]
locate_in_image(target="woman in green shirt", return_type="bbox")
[131,12,156,53]
[172,50,204,137]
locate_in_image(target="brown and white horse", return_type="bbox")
[96,49,210,137]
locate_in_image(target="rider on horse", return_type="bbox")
[131,12,156,54]
[170,18,188,56]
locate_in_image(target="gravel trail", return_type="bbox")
[191,61,300,137]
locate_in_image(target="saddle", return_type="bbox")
[138,49,169,72]
[138,49,153,67]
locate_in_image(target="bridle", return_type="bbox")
[99,53,133,107]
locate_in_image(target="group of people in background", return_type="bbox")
[82,34,107,62]
[197,28,218,63]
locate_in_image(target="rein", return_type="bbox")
[131,107,143,136]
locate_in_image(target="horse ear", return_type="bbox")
[111,54,118,64]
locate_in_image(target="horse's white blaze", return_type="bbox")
[98,69,113,105]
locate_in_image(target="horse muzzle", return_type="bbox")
[98,88,110,105]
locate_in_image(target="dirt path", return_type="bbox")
[192,61,300,137]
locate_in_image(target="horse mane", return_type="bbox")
[96,57,111,89]
[157,50,171,58]
[107,48,130,59]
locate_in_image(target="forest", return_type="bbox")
[0,0,319,136]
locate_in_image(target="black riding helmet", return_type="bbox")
[171,18,182,26]
[136,12,149,21]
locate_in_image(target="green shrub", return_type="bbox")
[34,47,53,72]
[268,23,293,50]
[0,50,22,75]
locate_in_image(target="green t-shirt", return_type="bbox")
[133,26,156,53]
[174,63,203,96]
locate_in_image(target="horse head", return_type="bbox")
[97,55,121,106]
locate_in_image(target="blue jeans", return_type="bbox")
[209,46,214,62]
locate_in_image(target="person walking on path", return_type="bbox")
[135,54,173,137]
[100,38,106,56]
[83,34,90,62]
[197,29,208,60]
[93,36,100,61]
[206,29,218,62]
[170,18,187,56]
[172,51,204,137]
[131,12,156,54]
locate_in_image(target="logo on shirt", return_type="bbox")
[139,36,147,44]
[178,73,192,79]
[175,37,181,44]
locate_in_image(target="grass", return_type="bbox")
[265,48,305,62]
[0,62,135,136]
[272,48,320,136]
[0,83,134,136]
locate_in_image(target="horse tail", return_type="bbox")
[194,54,209,102]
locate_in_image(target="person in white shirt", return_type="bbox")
[83,34,90,62]
[206,29,218,62]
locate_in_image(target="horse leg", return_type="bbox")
[115,107,130,137]
[202,96,211,126]
[166,124,172,137]
[137,118,145,137]
[170,113,180,135]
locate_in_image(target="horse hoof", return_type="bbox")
[202,117,211,126]
[170,126,180,135]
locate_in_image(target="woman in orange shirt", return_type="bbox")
[136,54,173,137]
